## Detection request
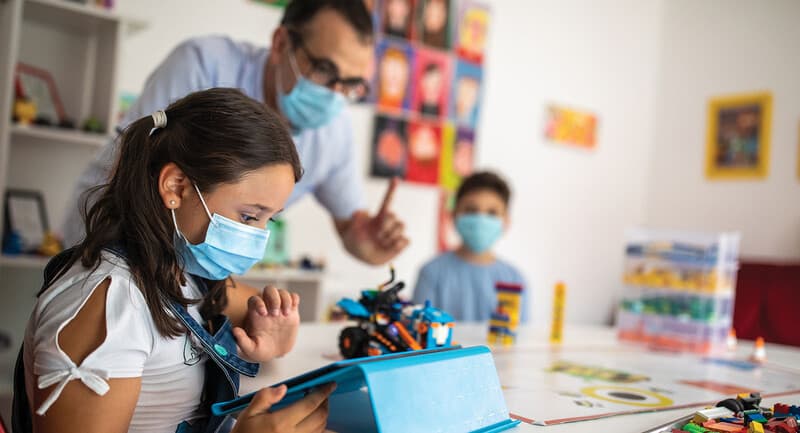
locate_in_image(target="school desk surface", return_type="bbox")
[240,323,800,433]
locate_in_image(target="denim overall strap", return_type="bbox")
[167,301,260,378]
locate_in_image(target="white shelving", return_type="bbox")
[0,253,50,269]
[0,1,147,411]
[11,123,110,147]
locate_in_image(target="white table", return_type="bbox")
[240,323,800,432]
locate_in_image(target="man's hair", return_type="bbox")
[282,0,374,42]
[455,171,511,207]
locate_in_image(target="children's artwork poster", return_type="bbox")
[411,47,452,119]
[437,190,460,252]
[368,0,488,250]
[454,1,490,64]
[371,114,409,179]
[406,119,442,184]
[439,124,475,192]
[705,92,772,180]
[381,0,415,39]
[544,104,599,149]
[493,348,800,426]
[417,0,451,49]
[374,39,414,112]
[451,60,483,129]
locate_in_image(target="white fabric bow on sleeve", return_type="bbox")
[36,366,110,415]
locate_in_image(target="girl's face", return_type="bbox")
[165,163,296,245]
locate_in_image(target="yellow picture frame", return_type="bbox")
[705,92,772,180]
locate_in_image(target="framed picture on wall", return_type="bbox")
[2,189,49,253]
[705,92,772,180]
[15,63,66,124]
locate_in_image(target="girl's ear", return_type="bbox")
[158,163,188,210]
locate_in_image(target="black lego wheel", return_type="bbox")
[339,326,369,359]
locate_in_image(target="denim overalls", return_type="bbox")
[12,247,260,433]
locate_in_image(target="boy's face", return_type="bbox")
[454,188,508,225]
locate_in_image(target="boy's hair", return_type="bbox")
[44,88,302,338]
[282,0,374,42]
[455,171,511,207]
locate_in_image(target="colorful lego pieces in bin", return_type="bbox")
[693,407,735,424]
[669,393,799,433]
[487,282,523,346]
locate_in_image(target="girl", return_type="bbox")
[14,88,333,433]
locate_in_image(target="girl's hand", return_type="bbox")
[232,286,300,362]
[231,383,336,433]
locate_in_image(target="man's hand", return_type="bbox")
[336,178,409,266]
[232,286,300,362]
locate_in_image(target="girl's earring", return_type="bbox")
[169,200,176,208]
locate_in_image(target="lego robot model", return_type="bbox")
[336,268,455,359]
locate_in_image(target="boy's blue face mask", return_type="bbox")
[173,184,270,281]
[455,213,503,254]
[276,47,345,131]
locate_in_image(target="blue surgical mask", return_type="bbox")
[276,48,345,131]
[455,213,503,254]
[173,184,270,280]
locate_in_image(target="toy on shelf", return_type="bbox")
[488,282,523,346]
[656,392,800,433]
[82,117,104,134]
[336,267,455,359]
[616,229,741,354]
[37,231,62,257]
[13,97,37,125]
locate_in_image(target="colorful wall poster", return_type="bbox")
[544,104,598,149]
[454,1,490,64]
[439,124,475,192]
[450,59,483,129]
[411,47,452,119]
[705,92,772,180]
[417,0,451,49]
[371,114,409,179]
[406,119,442,184]
[374,39,415,112]
[381,0,415,39]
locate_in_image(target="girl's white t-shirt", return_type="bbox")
[23,252,208,433]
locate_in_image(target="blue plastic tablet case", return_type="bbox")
[212,345,520,433]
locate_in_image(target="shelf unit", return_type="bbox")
[0,0,146,404]
[0,0,144,267]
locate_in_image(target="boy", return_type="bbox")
[413,171,528,321]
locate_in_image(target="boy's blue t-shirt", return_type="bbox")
[412,252,529,322]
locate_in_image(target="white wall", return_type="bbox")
[477,0,664,324]
[646,0,800,260]
[114,0,667,325]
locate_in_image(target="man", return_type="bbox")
[63,0,408,266]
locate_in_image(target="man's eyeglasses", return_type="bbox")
[288,30,371,102]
